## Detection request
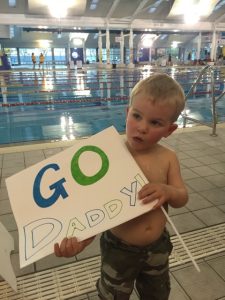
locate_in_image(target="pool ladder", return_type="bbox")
[182,64,225,136]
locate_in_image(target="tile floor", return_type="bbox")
[1,125,225,299]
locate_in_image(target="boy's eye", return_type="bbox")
[132,113,141,119]
[150,120,161,126]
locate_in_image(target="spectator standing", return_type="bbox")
[39,53,45,69]
[31,53,36,69]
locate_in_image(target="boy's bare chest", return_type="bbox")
[135,154,169,184]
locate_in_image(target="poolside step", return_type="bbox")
[1,223,225,300]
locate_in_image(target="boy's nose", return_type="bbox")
[137,121,148,133]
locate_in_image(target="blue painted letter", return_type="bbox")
[33,163,68,208]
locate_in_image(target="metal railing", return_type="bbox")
[182,64,225,136]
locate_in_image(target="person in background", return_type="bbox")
[54,73,188,300]
[39,53,45,69]
[187,52,192,63]
[31,53,36,69]
[168,53,172,66]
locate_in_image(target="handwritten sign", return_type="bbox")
[6,127,157,268]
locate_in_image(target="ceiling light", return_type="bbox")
[38,40,52,48]
[172,41,178,48]
[47,0,74,18]
[143,39,153,47]
[142,34,158,47]
[183,2,200,24]
[73,38,83,47]
[170,0,214,18]
[184,11,200,24]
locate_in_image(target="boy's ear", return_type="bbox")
[164,123,178,137]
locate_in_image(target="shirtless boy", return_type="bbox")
[54,73,188,300]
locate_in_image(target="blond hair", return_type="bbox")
[130,73,185,121]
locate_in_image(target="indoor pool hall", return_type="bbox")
[1,0,225,299]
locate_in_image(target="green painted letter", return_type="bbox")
[71,145,109,185]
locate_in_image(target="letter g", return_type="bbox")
[33,163,68,208]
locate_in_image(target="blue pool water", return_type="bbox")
[0,67,225,145]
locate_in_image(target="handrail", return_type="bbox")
[210,66,217,136]
[184,65,210,99]
[182,64,224,136]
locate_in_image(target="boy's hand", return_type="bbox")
[54,236,95,258]
[138,183,171,209]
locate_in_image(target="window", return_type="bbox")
[54,48,66,63]
[19,48,52,65]
[86,48,97,63]
[5,48,18,65]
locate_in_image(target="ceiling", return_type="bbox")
[1,0,225,49]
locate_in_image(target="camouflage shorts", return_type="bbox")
[96,230,173,300]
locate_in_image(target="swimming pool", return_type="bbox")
[0,67,225,145]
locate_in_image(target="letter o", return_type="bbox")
[71,145,109,185]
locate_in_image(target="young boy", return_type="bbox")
[54,73,188,300]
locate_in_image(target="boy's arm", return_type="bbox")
[54,236,95,258]
[138,152,188,209]
[165,152,188,208]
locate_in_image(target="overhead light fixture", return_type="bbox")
[47,0,74,18]
[171,41,180,48]
[73,38,83,47]
[143,39,153,47]
[184,9,200,24]
[142,34,158,47]
[169,0,215,18]
[38,40,52,48]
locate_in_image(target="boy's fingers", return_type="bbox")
[55,236,94,258]
[71,238,81,254]
[71,237,78,250]
[60,237,69,255]
[54,243,62,257]
[138,186,155,199]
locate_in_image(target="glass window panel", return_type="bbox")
[4,48,18,65]
[86,48,97,63]
[54,48,66,62]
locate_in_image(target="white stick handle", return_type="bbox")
[161,206,200,272]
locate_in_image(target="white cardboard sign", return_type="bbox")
[6,127,156,268]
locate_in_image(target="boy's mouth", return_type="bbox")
[133,136,143,143]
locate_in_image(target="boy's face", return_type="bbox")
[126,91,177,152]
